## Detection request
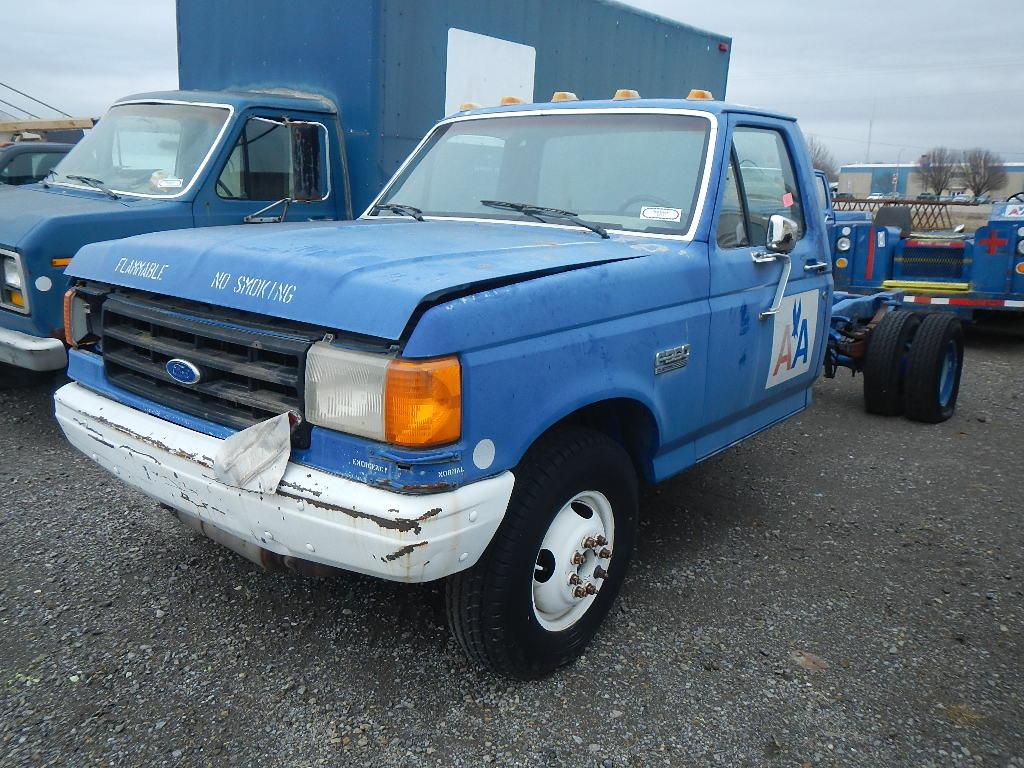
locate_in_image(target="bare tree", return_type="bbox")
[960,149,1007,199]
[918,148,958,196]
[807,135,838,181]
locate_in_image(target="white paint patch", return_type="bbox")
[472,438,496,470]
[444,29,536,116]
[34,276,53,292]
[765,289,820,389]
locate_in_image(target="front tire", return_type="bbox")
[445,426,638,679]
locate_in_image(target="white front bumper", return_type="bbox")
[0,327,67,371]
[54,383,514,582]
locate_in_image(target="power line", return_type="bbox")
[0,80,70,117]
[0,96,38,119]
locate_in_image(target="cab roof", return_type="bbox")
[449,97,796,123]
[115,89,336,114]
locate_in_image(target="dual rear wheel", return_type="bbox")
[863,310,964,423]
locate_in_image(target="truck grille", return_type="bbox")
[896,241,969,280]
[100,291,322,444]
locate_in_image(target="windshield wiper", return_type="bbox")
[370,202,425,222]
[40,168,58,188]
[481,200,608,239]
[66,175,120,200]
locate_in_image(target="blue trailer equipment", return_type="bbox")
[54,93,960,678]
[829,192,1024,320]
[0,0,730,384]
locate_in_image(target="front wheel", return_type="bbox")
[445,426,638,679]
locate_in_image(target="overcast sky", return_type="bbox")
[3,0,1021,166]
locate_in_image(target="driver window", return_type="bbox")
[731,127,805,246]
[217,118,293,200]
[716,156,750,248]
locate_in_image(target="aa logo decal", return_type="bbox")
[766,289,819,389]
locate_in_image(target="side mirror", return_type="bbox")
[290,122,326,202]
[766,214,799,254]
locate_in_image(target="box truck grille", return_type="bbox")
[896,243,969,280]
[100,292,321,445]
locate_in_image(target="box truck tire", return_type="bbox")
[445,426,637,679]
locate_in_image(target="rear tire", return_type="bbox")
[445,426,638,679]
[863,310,921,416]
[904,313,964,423]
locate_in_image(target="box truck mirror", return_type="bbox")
[290,122,326,202]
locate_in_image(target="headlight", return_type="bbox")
[1,251,28,313]
[836,236,852,253]
[3,257,22,290]
[1017,239,1024,257]
[304,342,461,447]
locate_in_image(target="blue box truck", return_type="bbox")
[0,0,730,383]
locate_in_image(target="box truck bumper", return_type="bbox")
[54,382,515,583]
[0,328,66,371]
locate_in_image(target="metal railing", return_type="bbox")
[833,199,959,231]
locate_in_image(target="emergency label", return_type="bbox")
[765,289,819,389]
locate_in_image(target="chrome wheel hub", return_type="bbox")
[532,490,614,631]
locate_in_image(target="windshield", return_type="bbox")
[52,103,230,197]
[374,112,712,236]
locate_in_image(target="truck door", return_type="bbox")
[192,114,337,227]
[696,120,831,458]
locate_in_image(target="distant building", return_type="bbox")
[838,162,1024,199]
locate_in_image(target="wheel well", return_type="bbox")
[548,398,659,482]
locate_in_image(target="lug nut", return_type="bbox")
[584,583,598,596]
[582,536,598,549]
[569,574,582,586]
[594,565,608,580]
[598,548,612,559]
[573,586,588,599]
[595,535,608,547]
[571,551,586,565]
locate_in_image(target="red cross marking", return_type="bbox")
[978,230,1009,255]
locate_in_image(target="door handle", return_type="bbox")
[804,261,829,273]
[750,250,792,320]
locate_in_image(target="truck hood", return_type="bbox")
[0,184,187,249]
[69,219,648,340]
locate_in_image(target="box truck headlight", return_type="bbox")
[305,343,461,448]
[836,236,852,253]
[2,253,28,312]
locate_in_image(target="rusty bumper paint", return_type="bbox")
[54,383,515,582]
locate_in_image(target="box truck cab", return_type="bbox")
[54,94,965,677]
[0,91,345,379]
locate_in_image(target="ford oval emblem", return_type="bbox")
[166,358,203,385]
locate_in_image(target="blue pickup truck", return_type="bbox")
[0,0,729,386]
[53,94,963,678]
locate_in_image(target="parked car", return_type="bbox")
[0,142,72,186]
[916,192,937,201]
[834,191,854,201]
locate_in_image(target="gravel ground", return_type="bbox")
[1,326,1022,767]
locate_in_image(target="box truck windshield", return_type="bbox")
[371,111,712,236]
[51,102,232,198]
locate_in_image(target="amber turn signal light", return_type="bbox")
[385,356,461,448]
[63,288,77,347]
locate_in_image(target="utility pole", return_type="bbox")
[865,100,876,164]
